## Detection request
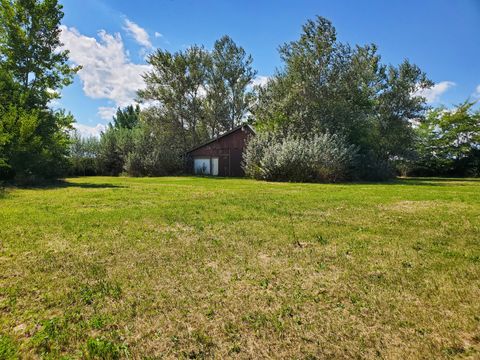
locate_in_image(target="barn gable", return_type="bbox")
[186,124,255,177]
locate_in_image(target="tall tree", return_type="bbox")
[138,45,211,151]
[112,104,141,129]
[0,0,79,180]
[253,16,432,179]
[138,38,257,149]
[210,36,256,131]
[0,0,78,109]
[414,101,480,176]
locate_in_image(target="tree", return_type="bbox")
[0,0,78,108]
[96,126,138,176]
[253,16,432,179]
[69,131,100,176]
[413,101,480,176]
[0,105,74,179]
[138,38,257,151]
[138,45,211,152]
[208,36,256,132]
[0,0,79,180]
[112,104,141,129]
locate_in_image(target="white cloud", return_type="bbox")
[123,18,153,49]
[474,84,480,98]
[415,81,455,104]
[97,106,117,120]
[59,25,151,113]
[251,75,270,88]
[73,123,106,138]
[154,32,162,38]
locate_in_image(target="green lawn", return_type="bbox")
[0,177,479,359]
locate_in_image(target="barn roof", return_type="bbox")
[186,124,255,154]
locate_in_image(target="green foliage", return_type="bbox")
[0,0,79,181]
[139,45,212,151]
[85,338,127,360]
[253,16,432,179]
[207,35,257,133]
[69,131,100,176]
[123,124,183,177]
[138,37,256,151]
[96,126,137,176]
[412,101,480,177]
[0,106,74,181]
[243,131,357,182]
[112,105,140,130]
[0,0,78,106]
[92,110,184,177]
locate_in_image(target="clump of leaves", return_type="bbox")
[79,280,122,305]
[31,318,65,355]
[314,234,328,245]
[85,338,128,360]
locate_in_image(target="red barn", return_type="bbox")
[186,124,255,177]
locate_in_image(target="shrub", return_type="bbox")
[353,151,396,181]
[124,127,183,177]
[243,131,358,182]
[96,127,136,176]
[69,132,100,176]
[0,108,74,182]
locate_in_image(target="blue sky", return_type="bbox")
[58,0,480,136]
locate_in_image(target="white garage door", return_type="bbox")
[194,158,210,175]
[211,157,219,176]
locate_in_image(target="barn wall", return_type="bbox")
[188,126,254,177]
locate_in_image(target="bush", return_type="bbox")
[123,127,183,177]
[243,131,358,182]
[354,151,396,181]
[69,132,100,176]
[96,127,137,176]
[0,107,74,182]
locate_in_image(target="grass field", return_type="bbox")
[0,177,479,359]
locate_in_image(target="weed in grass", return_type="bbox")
[228,343,241,355]
[85,337,128,360]
[443,345,466,356]
[259,278,269,289]
[0,334,18,360]
[89,315,112,330]
[78,280,122,305]
[205,307,215,319]
[0,287,17,312]
[31,318,65,356]
[314,234,328,245]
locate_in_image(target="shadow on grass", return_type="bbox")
[6,180,126,190]
[395,177,480,186]
[407,177,480,182]
[189,175,480,187]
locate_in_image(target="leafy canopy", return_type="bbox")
[0,0,79,180]
[253,16,432,178]
[414,101,480,176]
[138,37,256,151]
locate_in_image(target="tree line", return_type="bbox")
[1,1,479,183]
